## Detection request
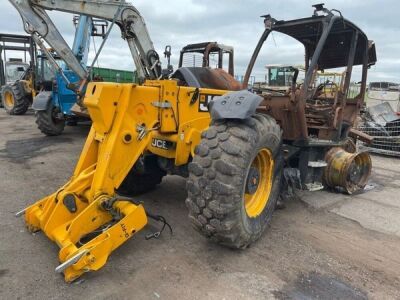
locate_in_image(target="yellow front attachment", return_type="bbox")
[23,82,161,282]
[22,80,227,282]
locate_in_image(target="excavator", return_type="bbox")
[10,0,163,130]
[12,0,376,283]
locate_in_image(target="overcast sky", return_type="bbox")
[1,0,399,83]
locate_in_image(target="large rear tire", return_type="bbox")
[1,83,30,115]
[36,103,65,136]
[186,114,283,249]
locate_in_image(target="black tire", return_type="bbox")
[118,155,166,196]
[186,114,283,249]
[36,103,66,136]
[1,83,30,115]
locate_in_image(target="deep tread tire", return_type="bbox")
[36,103,65,136]
[186,114,283,249]
[118,156,166,196]
[1,83,30,115]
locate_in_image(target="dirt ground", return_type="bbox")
[0,110,399,300]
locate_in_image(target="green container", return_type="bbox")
[90,67,138,83]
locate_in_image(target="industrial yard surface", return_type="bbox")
[0,110,399,299]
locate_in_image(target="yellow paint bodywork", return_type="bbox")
[23,79,227,282]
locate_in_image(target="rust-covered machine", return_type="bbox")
[243,4,376,193]
[179,42,235,75]
[14,2,376,282]
[174,41,240,91]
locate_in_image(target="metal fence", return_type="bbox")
[357,120,400,157]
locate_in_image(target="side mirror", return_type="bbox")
[162,45,173,79]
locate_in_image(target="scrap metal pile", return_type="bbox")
[358,102,400,156]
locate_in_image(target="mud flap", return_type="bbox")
[32,91,52,111]
[209,90,263,120]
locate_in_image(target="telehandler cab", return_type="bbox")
[13,1,376,282]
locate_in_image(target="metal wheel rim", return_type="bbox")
[244,148,274,218]
[4,91,14,108]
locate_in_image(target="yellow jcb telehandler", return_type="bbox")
[12,1,376,282]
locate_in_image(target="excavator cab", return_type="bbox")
[35,50,64,90]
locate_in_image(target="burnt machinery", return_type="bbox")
[242,4,376,193]
[13,2,376,282]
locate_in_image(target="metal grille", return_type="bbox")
[181,53,204,68]
[181,53,220,68]
[358,120,400,157]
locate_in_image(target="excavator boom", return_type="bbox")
[9,0,161,81]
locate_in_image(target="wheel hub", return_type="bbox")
[246,167,260,195]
